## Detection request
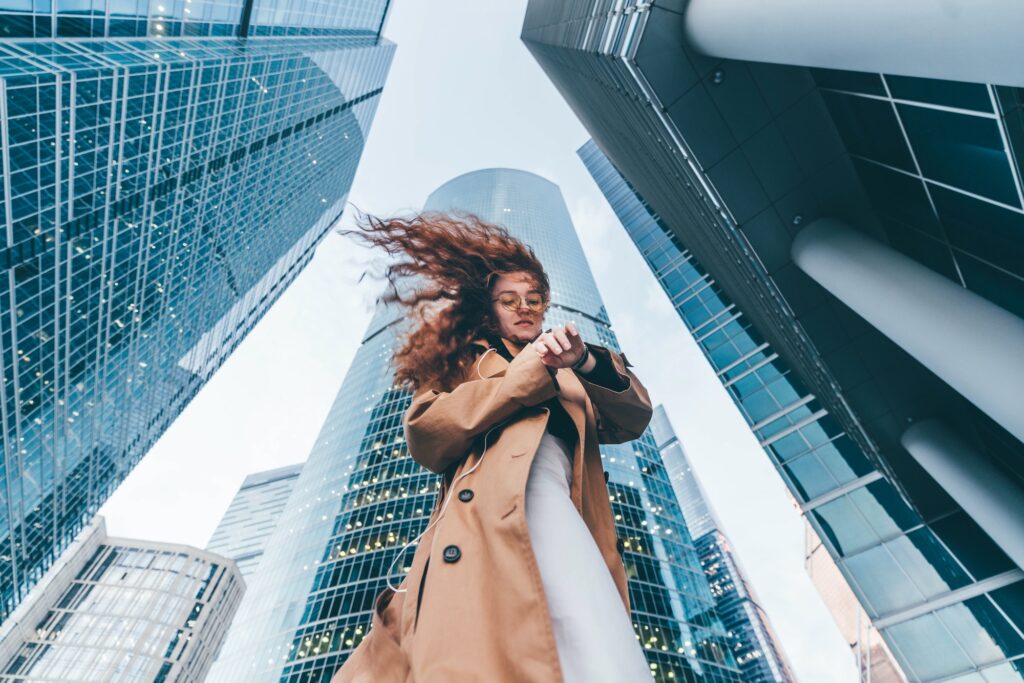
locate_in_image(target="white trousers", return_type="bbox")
[525,431,652,683]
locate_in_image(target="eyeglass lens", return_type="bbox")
[498,294,545,311]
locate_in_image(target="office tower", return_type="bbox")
[208,463,304,579]
[572,96,1024,681]
[652,405,797,682]
[806,520,907,683]
[211,168,744,682]
[652,407,716,541]
[0,2,394,621]
[0,516,243,682]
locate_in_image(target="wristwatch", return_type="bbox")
[571,344,591,372]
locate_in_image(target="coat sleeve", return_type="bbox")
[404,346,559,474]
[575,344,653,444]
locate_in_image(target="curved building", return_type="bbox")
[0,0,394,623]
[211,168,743,682]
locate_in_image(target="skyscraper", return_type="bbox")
[572,107,1023,681]
[652,407,715,542]
[652,405,796,683]
[0,1,394,621]
[208,463,304,579]
[0,516,243,682]
[211,168,744,682]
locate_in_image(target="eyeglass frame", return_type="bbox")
[491,291,549,313]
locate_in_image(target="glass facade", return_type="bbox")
[0,516,243,682]
[652,406,715,541]
[696,532,796,683]
[0,3,394,624]
[576,137,1024,682]
[208,463,303,579]
[805,519,908,683]
[810,69,1024,319]
[0,0,389,40]
[212,168,743,683]
[652,405,796,682]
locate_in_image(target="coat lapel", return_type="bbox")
[471,338,590,513]
[554,368,588,512]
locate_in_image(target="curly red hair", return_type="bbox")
[343,211,549,392]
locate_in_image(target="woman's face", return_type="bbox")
[490,272,546,344]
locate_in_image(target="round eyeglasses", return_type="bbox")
[493,292,547,313]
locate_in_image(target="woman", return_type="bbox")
[333,213,654,682]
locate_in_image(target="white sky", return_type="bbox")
[100,2,859,680]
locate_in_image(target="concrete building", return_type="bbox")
[0,517,243,682]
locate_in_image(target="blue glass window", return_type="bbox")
[990,582,1024,634]
[813,480,917,556]
[885,75,993,113]
[785,452,838,501]
[932,184,1024,281]
[821,89,915,172]
[886,612,978,680]
[898,104,1019,207]
[852,157,942,238]
[946,596,1024,663]
[930,512,1016,581]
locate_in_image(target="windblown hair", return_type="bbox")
[344,211,549,392]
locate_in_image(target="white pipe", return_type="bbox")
[684,0,1024,88]
[792,218,1024,445]
[902,420,1024,571]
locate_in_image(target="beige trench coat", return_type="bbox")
[332,339,653,683]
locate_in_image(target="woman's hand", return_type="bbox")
[533,323,587,369]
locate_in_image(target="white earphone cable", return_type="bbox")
[385,345,503,593]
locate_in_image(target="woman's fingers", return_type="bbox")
[565,323,584,349]
[534,342,560,368]
[553,328,572,355]
[535,327,587,368]
[541,332,563,354]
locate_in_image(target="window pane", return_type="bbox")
[886,612,975,681]
[899,104,1019,206]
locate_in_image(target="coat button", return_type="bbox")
[443,544,461,563]
[458,489,474,502]
[603,470,609,483]
[616,537,625,554]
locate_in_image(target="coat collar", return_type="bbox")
[469,336,534,379]
[469,337,510,379]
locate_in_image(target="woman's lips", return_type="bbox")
[515,320,533,327]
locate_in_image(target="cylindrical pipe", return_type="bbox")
[902,420,1024,571]
[684,0,1024,88]
[791,218,1024,445]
